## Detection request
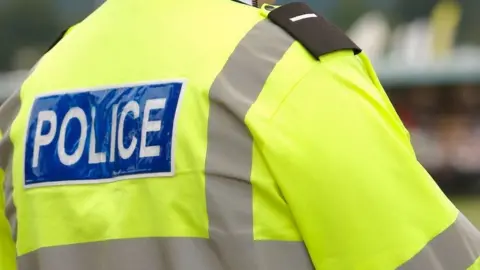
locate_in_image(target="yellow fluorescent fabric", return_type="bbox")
[253,51,459,269]
[6,0,479,268]
[10,0,264,256]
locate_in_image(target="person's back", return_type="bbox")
[1,0,480,269]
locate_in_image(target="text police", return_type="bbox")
[24,81,185,187]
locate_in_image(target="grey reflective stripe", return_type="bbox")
[0,90,21,242]
[0,131,13,172]
[18,238,312,270]
[1,132,16,241]
[255,241,315,269]
[18,19,314,270]
[399,213,480,270]
[19,238,221,270]
[0,90,21,134]
[205,19,301,270]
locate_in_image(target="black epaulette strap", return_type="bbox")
[267,2,361,60]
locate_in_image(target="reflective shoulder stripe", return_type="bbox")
[18,238,315,270]
[205,18,312,270]
[18,19,314,270]
[399,213,480,269]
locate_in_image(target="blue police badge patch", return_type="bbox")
[24,80,186,188]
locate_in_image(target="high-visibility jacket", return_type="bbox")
[1,0,480,269]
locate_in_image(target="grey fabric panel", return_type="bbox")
[18,238,312,270]
[399,213,480,270]
[0,89,20,171]
[18,238,220,270]
[255,241,314,270]
[207,19,295,119]
[1,132,16,241]
[0,131,13,172]
[0,91,21,243]
[0,90,21,135]
[205,19,295,270]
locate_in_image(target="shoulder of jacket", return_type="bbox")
[263,3,362,60]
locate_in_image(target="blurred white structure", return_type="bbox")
[347,11,390,62]
[388,19,435,67]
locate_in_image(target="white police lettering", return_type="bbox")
[58,107,88,166]
[118,101,140,160]
[32,100,166,166]
[109,104,119,163]
[24,81,184,187]
[32,110,57,168]
[140,98,165,158]
[88,107,107,164]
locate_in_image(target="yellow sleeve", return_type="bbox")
[262,51,474,269]
[0,132,16,270]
